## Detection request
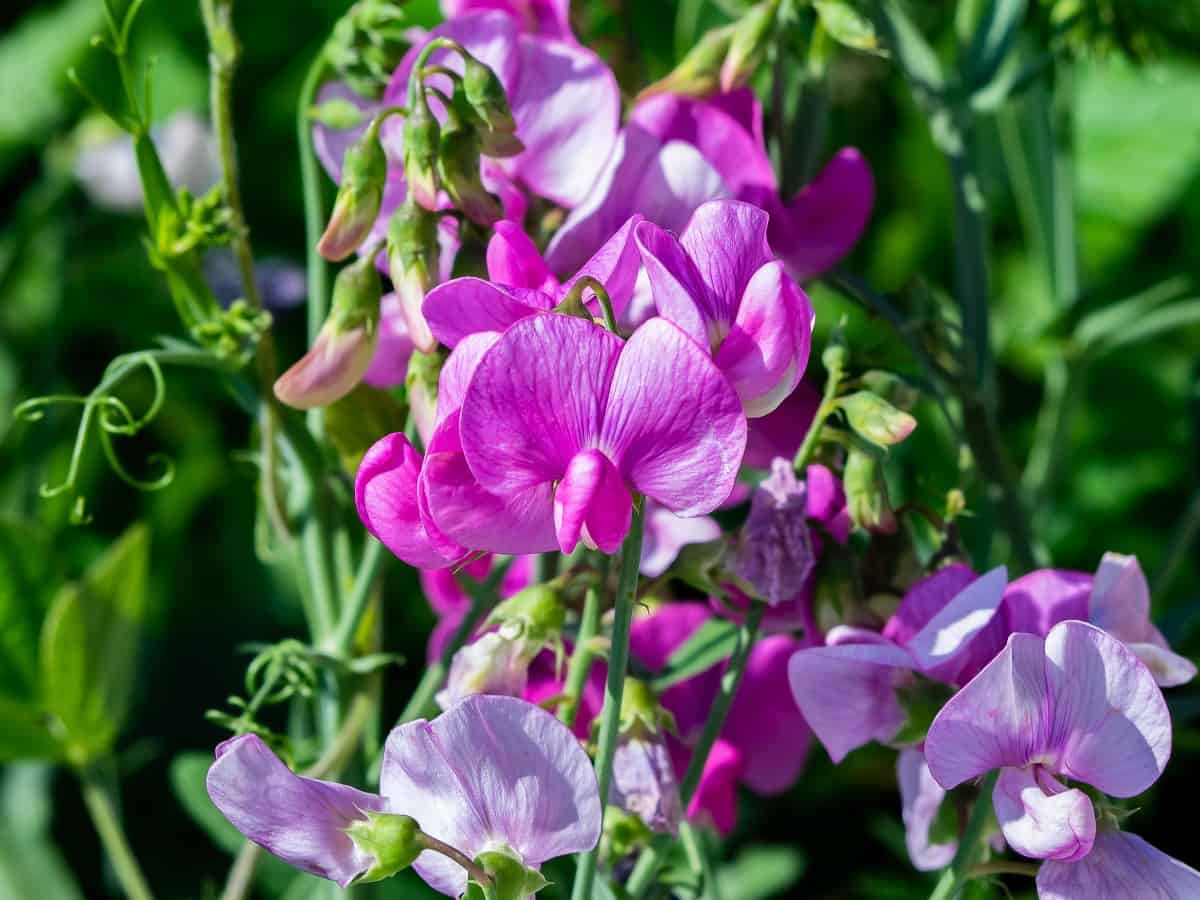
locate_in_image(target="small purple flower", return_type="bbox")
[635,200,814,417]
[207,695,601,894]
[640,503,721,578]
[897,749,956,872]
[440,0,574,43]
[436,632,534,709]
[925,620,1171,862]
[611,733,684,835]
[1036,830,1200,899]
[733,457,815,606]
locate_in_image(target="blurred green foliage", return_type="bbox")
[0,0,1198,898]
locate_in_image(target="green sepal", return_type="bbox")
[345,812,424,885]
[474,847,550,900]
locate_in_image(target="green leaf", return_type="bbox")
[1071,278,1189,348]
[814,1,881,53]
[0,697,60,762]
[650,618,738,692]
[39,523,150,764]
[875,0,944,92]
[0,518,56,699]
[714,846,805,900]
[962,0,1027,90]
[1091,300,1200,357]
[0,765,84,900]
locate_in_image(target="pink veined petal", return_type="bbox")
[993,766,1095,862]
[363,293,415,389]
[436,332,503,426]
[883,564,980,648]
[1002,568,1092,637]
[562,214,646,319]
[684,738,744,836]
[355,434,462,569]
[787,640,915,764]
[1088,552,1152,643]
[714,260,814,417]
[634,220,719,347]
[767,147,875,280]
[506,35,620,207]
[640,505,721,578]
[460,314,622,493]
[380,695,601,896]
[1037,830,1200,899]
[897,749,957,872]
[600,318,747,516]
[422,277,556,349]
[427,607,467,664]
[553,449,633,554]
[206,735,386,888]
[635,140,731,235]
[1044,620,1171,798]
[905,566,1008,683]
[805,462,851,542]
[680,200,774,318]
[440,0,575,43]
[486,220,558,291]
[724,635,809,794]
[742,382,820,469]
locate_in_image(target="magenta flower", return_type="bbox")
[207,695,600,893]
[546,90,873,284]
[421,215,644,347]
[925,621,1171,862]
[742,381,820,469]
[636,200,815,416]
[1036,830,1200,898]
[440,0,574,42]
[788,565,1009,762]
[446,314,746,554]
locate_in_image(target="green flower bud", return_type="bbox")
[404,101,442,209]
[844,447,897,534]
[488,583,566,647]
[318,121,388,261]
[618,677,676,738]
[636,24,736,101]
[462,53,517,135]
[438,122,502,226]
[837,391,917,448]
[859,370,920,411]
[386,202,441,352]
[345,812,425,884]
[720,0,779,92]
[474,847,550,900]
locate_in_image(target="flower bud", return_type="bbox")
[344,812,425,885]
[473,847,550,900]
[636,24,736,101]
[720,0,778,92]
[462,53,517,136]
[274,254,382,409]
[844,447,897,534]
[733,458,816,606]
[438,123,502,226]
[435,632,534,710]
[386,202,440,352]
[318,121,387,261]
[404,101,441,210]
[406,346,446,443]
[610,731,683,835]
[860,370,920,411]
[837,391,917,447]
[618,677,676,738]
[487,583,565,647]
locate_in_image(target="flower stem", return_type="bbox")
[329,538,387,656]
[792,353,843,472]
[79,764,155,900]
[299,49,330,346]
[421,833,493,888]
[570,505,646,900]
[558,580,602,728]
[927,769,1000,900]
[625,603,765,899]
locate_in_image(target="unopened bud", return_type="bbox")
[487,583,565,647]
[610,729,683,836]
[637,24,735,101]
[274,254,382,409]
[860,370,920,411]
[821,339,849,373]
[618,677,675,738]
[844,447,897,534]
[462,54,516,136]
[733,458,816,606]
[318,121,387,261]
[438,123,502,226]
[345,812,424,884]
[387,202,440,352]
[406,346,446,442]
[720,0,779,92]
[436,632,534,710]
[404,101,441,210]
[838,391,917,448]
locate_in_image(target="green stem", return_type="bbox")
[79,765,155,900]
[793,356,843,472]
[329,538,387,656]
[1152,486,1200,599]
[928,770,999,900]
[967,860,1039,879]
[626,604,765,899]
[558,581,602,728]
[570,506,646,900]
[299,50,330,345]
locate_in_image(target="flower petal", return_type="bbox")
[742,382,820,469]
[640,504,721,578]
[380,695,601,896]
[363,293,416,389]
[905,566,1008,683]
[600,318,747,515]
[680,200,774,316]
[883,564,979,648]
[993,766,1095,862]
[553,449,632,554]
[897,749,957,872]
[561,214,646,318]
[436,331,502,426]
[1001,568,1091,636]
[1128,641,1198,688]
[635,220,719,347]
[1036,830,1200,899]
[486,220,558,291]
[684,738,744,836]
[423,277,555,349]
[207,735,385,887]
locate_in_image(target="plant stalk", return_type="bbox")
[928,770,1000,900]
[79,764,155,900]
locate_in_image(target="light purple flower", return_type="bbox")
[445,314,746,554]
[436,632,534,709]
[1036,830,1200,899]
[788,565,1008,762]
[208,696,601,894]
[636,200,815,416]
[733,457,815,606]
[897,749,956,872]
[441,0,574,42]
[640,503,721,578]
[421,215,644,347]
[925,620,1171,862]
[546,90,873,284]
[611,733,684,835]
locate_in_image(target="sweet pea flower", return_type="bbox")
[925,621,1171,863]
[436,631,534,709]
[421,215,644,348]
[789,565,1009,763]
[1036,830,1200,899]
[640,503,721,578]
[897,749,956,871]
[611,733,684,835]
[441,0,574,42]
[733,458,815,606]
[546,90,873,284]
[207,695,601,893]
[445,314,746,554]
[636,200,815,416]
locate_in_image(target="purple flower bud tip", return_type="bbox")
[610,734,683,835]
[436,632,532,709]
[734,457,815,606]
[274,323,377,410]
